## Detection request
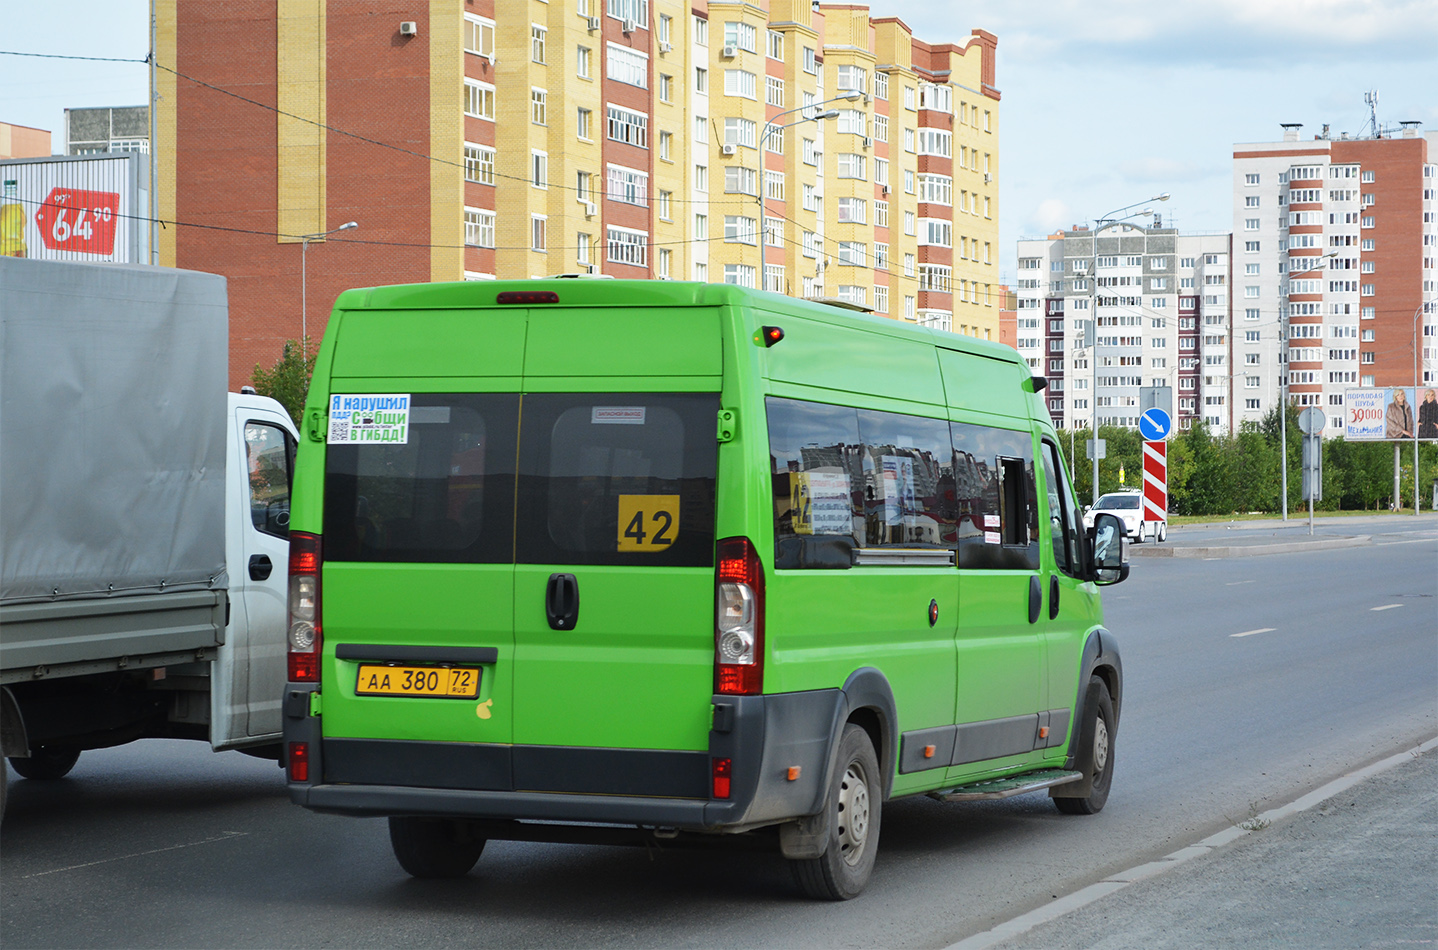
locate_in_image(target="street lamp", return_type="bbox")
[301,221,358,349]
[1279,250,1338,520]
[1086,194,1169,505]
[756,91,861,292]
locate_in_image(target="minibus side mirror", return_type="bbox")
[1089,513,1128,586]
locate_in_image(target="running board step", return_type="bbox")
[930,769,1083,802]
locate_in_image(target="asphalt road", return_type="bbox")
[3,522,1434,948]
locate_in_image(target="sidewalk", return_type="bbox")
[954,741,1438,949]
[1131,512,1438,558]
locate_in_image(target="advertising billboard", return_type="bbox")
[0,153,148,263]
[1344,387,1438,441]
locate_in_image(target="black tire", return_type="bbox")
[1055,677,1115,816]
[388,817,486,878]
[8,746,81,781]
[1157,523,1167,542]
[791,723,882,900]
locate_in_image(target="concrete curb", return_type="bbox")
[1130,535,1370,558]
[943,735,1438,950]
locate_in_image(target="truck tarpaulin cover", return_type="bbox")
[0,259,229,604]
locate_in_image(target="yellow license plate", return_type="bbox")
[354,664,481,699]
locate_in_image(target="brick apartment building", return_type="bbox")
[1015,225,1232,435]
[154,0,1002,387]
[1232,123,1436,435]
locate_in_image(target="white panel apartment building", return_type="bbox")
[1016,225,1233,434]
[1232,123,1437,436]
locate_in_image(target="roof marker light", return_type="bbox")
[759,326,784,347]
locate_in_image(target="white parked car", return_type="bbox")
[1083,490,1166,543]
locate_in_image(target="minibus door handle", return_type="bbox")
[546,573,580,630]
[1049,574,1061,620]
[1028,575,1042,625]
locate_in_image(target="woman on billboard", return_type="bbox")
[1384,388,1413,440]
[1419,389,1438,440]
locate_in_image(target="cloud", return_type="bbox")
[1030,199,1075,235]
[885,0,1438,66]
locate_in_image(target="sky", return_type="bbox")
[3,0,1435,281]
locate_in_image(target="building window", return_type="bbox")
[724,165,757,195]
[464,15,495,59]
[577,46,592,79]
[607,105,649,148]
[658,190,672,220]
[768,28,784,60]
[837,153,865,179]
[724,215,757,245]
[464,208,495,248]
[607,226,648,266]
[531,150,548,188]
[464,80,495,120]
[532,25,547,64]
[659,73,673,103]
[464,144,495,185]
[725,69,757,99]
[607,43,648,87]
[607,0,649,27]
[875,201,888,228]
[766,75,784,107]
[723,20,757,52]
[837,197,866,224]
[531,88,548,126]
[606,164,649,205]
[577,108,592,140]
[531,214,547,252]
[837,241,866,267]
[874,285,889,313]
[659,131,672,161]
[723,263,756,288]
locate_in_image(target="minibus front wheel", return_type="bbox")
[1053,676,1115,816]
[790,723,882,900]
[388,816,487,878]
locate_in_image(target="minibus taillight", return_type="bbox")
[288,742,309,782]
[287,532,322,683]
[715,537,764,695]
[712,757,733,799]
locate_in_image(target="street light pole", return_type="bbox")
[1279,250,1337,520]
[757,92,860,292]
[1087,194,1168,505]
[301,221,358,350]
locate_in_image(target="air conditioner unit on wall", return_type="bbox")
[659,41,672,53]
[984,173,993,183]
[720,143,737,156]
[623,17,637,33]
[586,16,600,31]
[861,136,871,149]
[584,201,597,217]
[399,21,417,36]
[721,44,738,58]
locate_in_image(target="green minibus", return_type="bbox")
[284,279,1127,900]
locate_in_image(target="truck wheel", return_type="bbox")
[388,817,486,878]
[1054,677,1115,816]
[8,746,81,780]
[1157,523,1167,542]
[791,723,882,900]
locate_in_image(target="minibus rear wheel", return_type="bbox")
[388,816,486,878]
[791,723,882,900]
[8,746,81,780]
[1054,677,1114,816]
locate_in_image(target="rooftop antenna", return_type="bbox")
[1364,89,1380,138]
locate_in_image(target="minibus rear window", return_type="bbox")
[516,393,719,567]
[323,394,518,563]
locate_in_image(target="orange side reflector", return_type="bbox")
[787,766,802,781]
[1039,726,1050,739]
[923,744,936,759]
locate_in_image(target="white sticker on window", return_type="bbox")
[328,394,411,444]
[983,514,1000,529]
[984,530,1001,545]
[592,406,647,425]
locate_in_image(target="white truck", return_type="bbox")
[0,259,298,818]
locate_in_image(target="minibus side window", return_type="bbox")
[767,397,864,569]
[1040,441,1083,577]
[323,394,518,563]
[951,422,1040,570]
[854,409,957,549]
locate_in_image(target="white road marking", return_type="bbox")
[20,831,248,879]
[1370,604,1403,611]
[1225,580,1256,586]
[1231,628,1276,638]
[945,735,1438,950]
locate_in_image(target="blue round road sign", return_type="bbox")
[1139,408,1172,441]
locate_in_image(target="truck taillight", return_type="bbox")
[288,742,309,782]
[287,532,322,683]
[715,537,764,696]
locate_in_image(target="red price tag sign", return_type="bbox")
[35,187,120,255]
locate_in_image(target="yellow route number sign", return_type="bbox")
[617,494,680,551]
